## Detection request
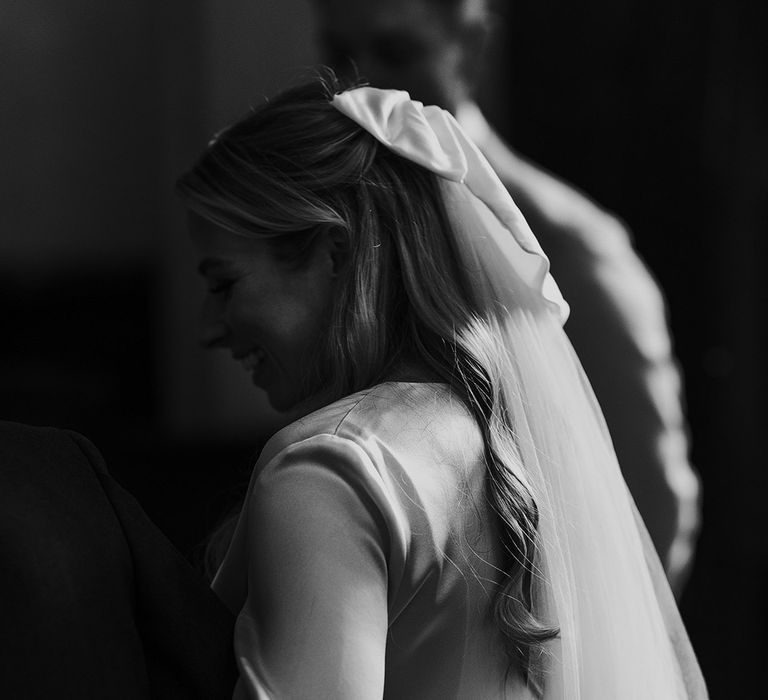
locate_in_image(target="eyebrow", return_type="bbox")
[197,257,232,277]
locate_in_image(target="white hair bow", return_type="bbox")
[332,87,569,324]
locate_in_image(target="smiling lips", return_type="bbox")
[237,348,267,372]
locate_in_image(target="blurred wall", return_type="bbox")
[0,1,162,268]
[1,1,161,443]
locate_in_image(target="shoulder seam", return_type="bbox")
[332,389,375,435]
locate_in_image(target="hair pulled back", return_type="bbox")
[177,75,557,692]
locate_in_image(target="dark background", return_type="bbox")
[2,1,765,696]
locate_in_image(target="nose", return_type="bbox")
[198,296,229,349]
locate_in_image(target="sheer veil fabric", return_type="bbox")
[332,88,708,698]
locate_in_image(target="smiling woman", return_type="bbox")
[189,214,339,411]
[175,75,706,699]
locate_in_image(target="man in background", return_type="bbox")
[311,0,700,592]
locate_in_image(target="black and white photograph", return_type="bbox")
[1,1,765,697]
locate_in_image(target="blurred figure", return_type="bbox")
[312,0,700,591]
[0,421,237,699]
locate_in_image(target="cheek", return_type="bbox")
[278,286,336,362]
[227,286,329,351]
[224,293,263,336]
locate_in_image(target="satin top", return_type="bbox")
[213,382,532,699]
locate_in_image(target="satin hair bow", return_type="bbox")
[331,87,568,324]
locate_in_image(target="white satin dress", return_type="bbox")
[212,381,534,699]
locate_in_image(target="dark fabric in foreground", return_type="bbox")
[0,421,237,699]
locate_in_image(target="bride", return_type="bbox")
[177,75,708,698]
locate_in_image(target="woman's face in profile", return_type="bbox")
[190,214,337,412]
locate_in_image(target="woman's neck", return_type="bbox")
[382,355,444,384]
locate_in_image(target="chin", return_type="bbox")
[266,390,299,414]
